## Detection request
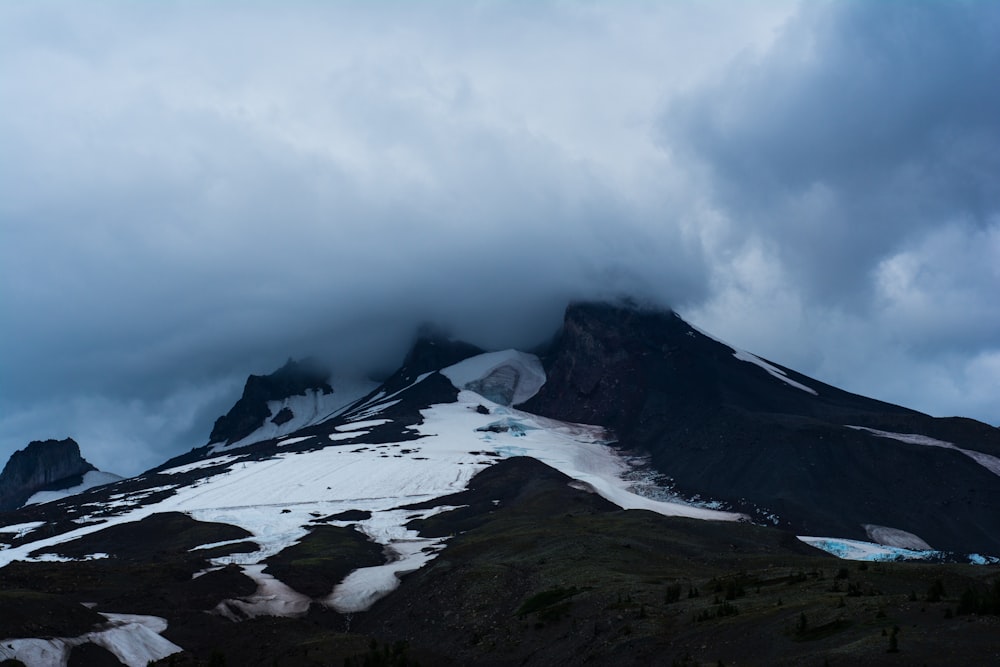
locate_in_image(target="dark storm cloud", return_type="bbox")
[2,2,997,475]
[663,1,1000,306]
[4,1,777,473]
[663,1,1000,422]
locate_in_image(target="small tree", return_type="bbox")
[887,625,900,653]
[926,580,946,603]
[795,612,808,635]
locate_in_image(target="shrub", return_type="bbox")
[516,586,582,619]
[926,580,946,603]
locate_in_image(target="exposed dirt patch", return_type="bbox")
[263,525,386,598]
[0,589,105,638]
[34,512,252,561]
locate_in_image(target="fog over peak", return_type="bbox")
[2,1,997,475]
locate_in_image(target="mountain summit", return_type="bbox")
[209,357,335,446]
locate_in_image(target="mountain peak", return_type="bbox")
[399,330,484,378]
[0,438,97,511]
[209,357,334,445]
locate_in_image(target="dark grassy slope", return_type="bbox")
[0,513,259,623]
[263,524,386,598]
[35,511,253,561]
[358,458,1000,667]
[1,458,997,667]
[523,302,1000,554]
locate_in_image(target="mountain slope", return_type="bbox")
[524,302,1000,554]
[1,301,999,665]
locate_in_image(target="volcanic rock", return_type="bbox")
[209,357,334,445]
[524,301,1000,554]
[0,438,96,511]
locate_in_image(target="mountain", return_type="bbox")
[209,357,338,446]
[524,302,1000,554]
[0,301,998,666]
[0,438,120,512]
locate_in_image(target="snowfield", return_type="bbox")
[797,536,944,562]
[441,349,547,405]
[0,613,181,667]
[798,535,1000,564]
[0,352,746,633]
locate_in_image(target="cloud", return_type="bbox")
[1,2,798,473]
[2,1,997,476]
[663,0,1000,302]
[874,221,1000,352]
[665,1,1000,423]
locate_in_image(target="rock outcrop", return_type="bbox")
[0,438,96,511]
[209,358,335,445]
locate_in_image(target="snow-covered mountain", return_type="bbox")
[1,301,998,666]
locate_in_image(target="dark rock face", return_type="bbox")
[400,332,484,377]
[525,302,1000,555]
[68,642,126,667]
[271,407,294,426]
[0,438,96,511]
[209,358,334,445]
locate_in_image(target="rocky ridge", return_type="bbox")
[0,438,96,511]
[209,357,335,445]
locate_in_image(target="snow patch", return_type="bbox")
[325,508,452,613]
[795,536,999,564]
[863,524,933,551]
[441,350,546,406]
[345,373,432,419]
[29,552,109,563]
[0,521,45,537]
[798,535,943,562]
[158,455,242,475]
[214,564,312,620]
[24,471,124,507]
[277,436,315,447]
[421,391,746,522]
[348,400,402,422]
[328,431,368,441]
[337,419,391,431]
[847,426,1000,478]
[0,612,181,667]
[969,553,1000,565]
[731,349,818,395]
[688,323,818,395]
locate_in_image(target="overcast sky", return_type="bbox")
[2,1,998,476]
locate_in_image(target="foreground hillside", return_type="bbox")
[3,458,998,666]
